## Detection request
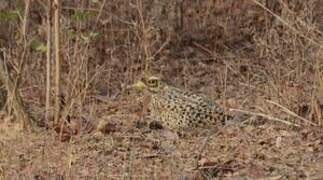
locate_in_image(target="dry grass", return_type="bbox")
[0,0,323,179]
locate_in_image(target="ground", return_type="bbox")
[1,0,323,179]
[1,106,323,179]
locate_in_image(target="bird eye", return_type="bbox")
[147,79,160,88]
[148,79,157,85]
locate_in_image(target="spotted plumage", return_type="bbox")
[133,76,232,129]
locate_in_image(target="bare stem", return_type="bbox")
[45,0,52,125]
[54,0,61,126]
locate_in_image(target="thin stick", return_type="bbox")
[0,50,34,131]
[250,0,322,48]
[194,128,223,169]
[13,0,30,91]
[136,0,151,76]
[53,0,61,126]
[45,0,52,124]
[8,0,34,131]
[266,100,317,126]
[229,108,300,127]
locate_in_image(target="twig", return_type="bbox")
[136,0,152,76]
[265,100,317,126]
[194,128,223,169]
[250,0,323,48]
[0,50,35,131]
[13,0,30,94]
[229,108,300,127]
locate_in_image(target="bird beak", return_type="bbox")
[129,80,147,92]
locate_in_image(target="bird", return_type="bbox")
[132,76,232,130]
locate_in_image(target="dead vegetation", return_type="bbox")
[0,0,323,179]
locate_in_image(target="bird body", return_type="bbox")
[133,76,231,129]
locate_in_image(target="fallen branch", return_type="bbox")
[266,100,317,126]
[229,108,300,127]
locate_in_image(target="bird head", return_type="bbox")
[132,76,166,93]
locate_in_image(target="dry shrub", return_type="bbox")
[252,0,323,125]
